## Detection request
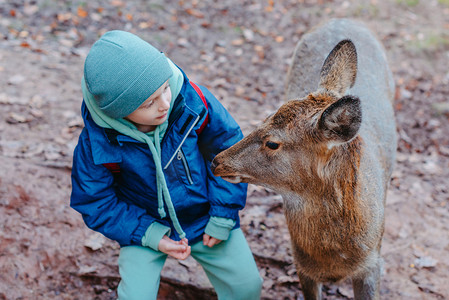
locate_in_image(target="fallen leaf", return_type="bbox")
[8,74,26,85]
[57,12,72,22]
[78,265,97,275]
[23,5,39,16]
[18,31,29,38]
[275,35,284,43]
[110,0,125,7]
[201,22,211,28]
[338,285,354,298]
[20,42,31,48]
[44,151,62,161]
[138,21,154,29]
[231,39,244,46]
[0,94,27,105]
[415,256,437,269]
[84,232,106,251]
[77,6,88,18]
[30,109,44,118]
[7,113,29,124]
[243,28,255,41]
[254,45,265,59]
[277,275,298,284]
[185,8,204,18]
[265,0,274,12]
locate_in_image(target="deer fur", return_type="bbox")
[211,19,396,300]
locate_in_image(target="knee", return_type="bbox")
[230,274,263,300]
[117,246,164,300]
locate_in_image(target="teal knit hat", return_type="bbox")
[84,30,173,119]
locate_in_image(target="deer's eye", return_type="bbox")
[265,141,280,150]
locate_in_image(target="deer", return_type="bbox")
[211,19,396,300]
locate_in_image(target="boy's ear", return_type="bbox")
[319,40,357,96]
[318,95,362,145]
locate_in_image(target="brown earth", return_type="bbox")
[0,0,448,299]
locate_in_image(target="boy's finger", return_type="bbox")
[164,243,187,252]
[171,246,190,260]
[179,246,191,260]
[207,237,221,248]
[207,238,215,247]
[203,234,210,245]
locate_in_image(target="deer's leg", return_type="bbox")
[352,259,381,300]
[297,271,322,300]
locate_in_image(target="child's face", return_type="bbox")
[125,81,172,132]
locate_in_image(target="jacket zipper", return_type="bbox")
[177,149,194,185]
[164,114,200,169]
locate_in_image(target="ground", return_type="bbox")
[0,0,448,299]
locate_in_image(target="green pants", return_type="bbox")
[117,228,262,300]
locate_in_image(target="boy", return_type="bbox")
[70,30,262,299]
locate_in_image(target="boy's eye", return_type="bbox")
[141,100,154,109]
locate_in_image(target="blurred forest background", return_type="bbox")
[0,0,448,299]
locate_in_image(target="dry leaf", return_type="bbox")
[111,0,125,7]
[18,31,29,38]
[84,232,106,251]
[275,36,284,43]
[277,275,298,284]
[338,285,354,298]
[23,5,39,16]
[77,6,88,18]
[201,22,211,28]
[415,256,438,269]
[8,74,26,85]
[7,113,28,124]
[20,42,31,48]
[185,8,204,18]
[57,12,72,22]
[231,39,244,46]
[78,265,97,275]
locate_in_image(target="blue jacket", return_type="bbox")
[70,74,247,247]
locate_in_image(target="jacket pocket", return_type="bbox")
[177,149,194,185]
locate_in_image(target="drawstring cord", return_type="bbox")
[147,126,186,239]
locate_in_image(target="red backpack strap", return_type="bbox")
[190,81,209,135]
[102,162,121,174]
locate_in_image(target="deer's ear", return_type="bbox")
[318,95,362,145]
[319,40,357,96]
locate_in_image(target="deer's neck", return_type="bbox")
[318,137,363,207]
[286,136,365,220]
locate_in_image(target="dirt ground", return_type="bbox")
[1,0,448,299]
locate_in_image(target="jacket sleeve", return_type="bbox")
[196,86,248,221]
[70,130,162,246]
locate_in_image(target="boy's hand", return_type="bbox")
[203,234,222,248]
[158,236,191,260]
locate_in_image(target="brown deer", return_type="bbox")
[211,19,396,300]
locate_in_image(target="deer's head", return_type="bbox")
[211,40,362,194]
